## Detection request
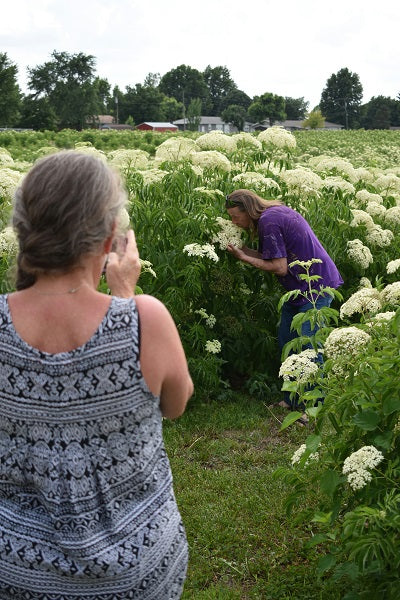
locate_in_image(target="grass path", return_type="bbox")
[163,394,344,599]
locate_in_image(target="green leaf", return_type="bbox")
[352,410,380,431]
[306,433,321,452]
[305,533,330,548]
[279,411,304,431]
[382,396,400,415]
[312,511,333,524]
[281,381,298,392]
[373,431,393,450]
[319,470,341,496]
[317,553,336,576]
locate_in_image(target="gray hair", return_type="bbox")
[12,151,127,289]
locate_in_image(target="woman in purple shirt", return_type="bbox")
[225,189,343,418]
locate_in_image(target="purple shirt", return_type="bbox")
[258,205,343,305]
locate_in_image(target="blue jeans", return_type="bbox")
[278,295,332,409]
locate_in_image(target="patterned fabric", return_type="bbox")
[0,295,188,599]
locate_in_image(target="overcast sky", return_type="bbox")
[1,0,398,110]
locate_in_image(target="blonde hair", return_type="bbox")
[225,189,282,227]
[13,151,127,289]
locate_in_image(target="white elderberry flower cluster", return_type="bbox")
[74,144,107,162]
[258,126,296,150]
[108,149,149,170]
[0,226,18,256]
[195,308,216,328]
[239,283,252,295]
[139,259,157,278]
[365,224,394,247]
[183,243,219,262]
[196,131,237,154]
[381,281,400,306]
[211,217,244,250]
[0,149,14,166]
[0,167,24,201]
[193,187,225,199]
[322,176,356,195]
[310,156,357,182]
[350,209,375,229]
[374,173,400,195]
[154,137,197,163]
[368,311,396,329]
[115,207,131,234]
[353,189,384,208]
[232,132,262,150]
[279,167,323,194]
[346,239,373,269]
[190,150,232,173]
[291,444,320,466]
[324,327,371,363]
[205,339,222,354]
[288,257,322,270]
[387,259,400,274]
[365,201,387,219]
[232,172,281,191]
[352,168,375,184]
[342,446,384,491]
[359,277,373,289]
[339,287,382,319]
[279,349,319,384]
[137,169,167,186]
[385,206,400,227]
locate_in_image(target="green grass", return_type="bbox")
[163,394,345,599]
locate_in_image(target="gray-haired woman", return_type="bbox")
[0,151,193,599]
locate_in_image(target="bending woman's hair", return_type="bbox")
[12,151,127,290]
[225,189,281,228]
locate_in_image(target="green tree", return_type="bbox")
[248,92,286,126]
[0,53,21,127]
[160,96,184,122]
[18,95,58,130]
[93,77,112,115]
[159,65,209,112]
[120,83,165,124]
[320,67,363,129]
[220,88,252,113]
[361,96,395,129]
[186,98,202,131]
[109,86,124,123]
[221,104,247,131]
[27,51,100,129]
[302,109,325,129]
[284,96,309,120]
[202,65,237,116]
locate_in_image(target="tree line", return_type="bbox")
[1,51,400,131]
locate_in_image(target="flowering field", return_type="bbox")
[1,127,400,596]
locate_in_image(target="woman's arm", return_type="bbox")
[227,244,288,276]
[135,295,193,419]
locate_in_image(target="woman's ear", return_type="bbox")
[103,221,117,254]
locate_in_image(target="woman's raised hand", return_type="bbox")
[106,230,141,297]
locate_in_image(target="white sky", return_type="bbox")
[1,0,399,110]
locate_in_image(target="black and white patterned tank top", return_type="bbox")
[0,295,187,599]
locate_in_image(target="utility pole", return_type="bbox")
[114,96,119,125]
[344,99,348,130]
[182,90,186,131]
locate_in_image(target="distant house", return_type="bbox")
[100,123,134,130]
[174,116,256,133]
[136,122,178,132]
[253,119,344,131]
[97,115,114,127]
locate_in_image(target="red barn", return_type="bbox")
[136,122,178,132]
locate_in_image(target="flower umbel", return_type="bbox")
[205,339,221,354]
[342,446,384,491]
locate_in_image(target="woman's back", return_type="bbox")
[0,295,188,599]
